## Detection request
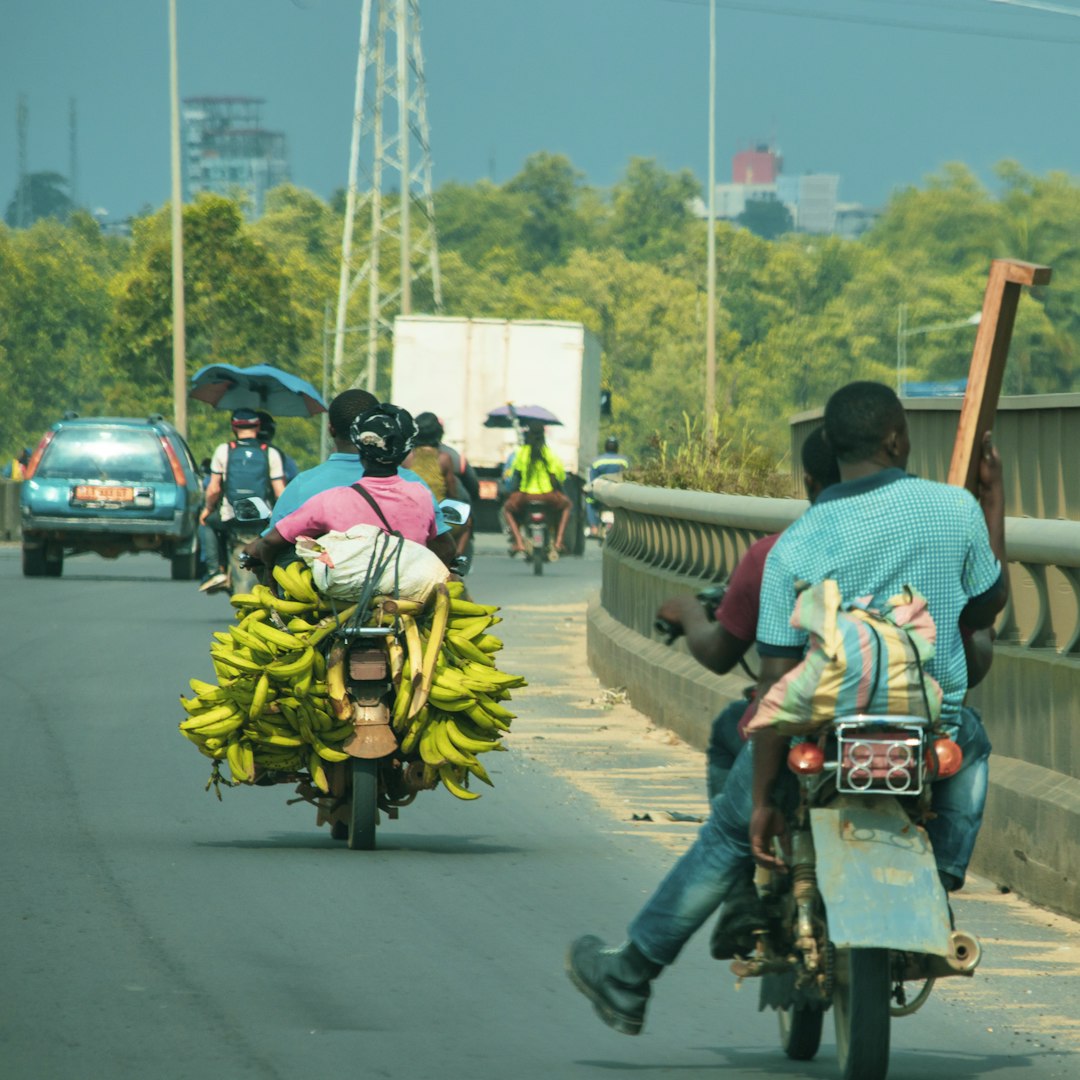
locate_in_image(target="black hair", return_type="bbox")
[800,426,841,489]
[414,411,444,447]
[823,381,906,464]
[328,389,379,440]
[255,410,276,439]
[604,436,619,453]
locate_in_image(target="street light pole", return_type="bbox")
[896,304,982,395]
[168,0,187,438]
[704,0,717,438]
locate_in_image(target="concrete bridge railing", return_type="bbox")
[586,478,1080,920]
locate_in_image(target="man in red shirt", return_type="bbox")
[655,428,840,800]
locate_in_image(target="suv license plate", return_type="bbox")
[74,485,135,503]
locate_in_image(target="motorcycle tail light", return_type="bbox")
[788,742,825,775]
[927,737,963,780]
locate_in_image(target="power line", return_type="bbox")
[630,0,1080,46]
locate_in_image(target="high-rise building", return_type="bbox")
[732,144,780,185]
[182,97,289,218]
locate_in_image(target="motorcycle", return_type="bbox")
[235,497,475,850]
[513,499,556,576]
[227,495,273,594]
[736,716,980,1080]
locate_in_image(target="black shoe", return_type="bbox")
[566,936,662,1036]
[710,875,767,960]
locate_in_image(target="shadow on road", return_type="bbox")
[195,832,526,856]
[577,1044,1046,1076]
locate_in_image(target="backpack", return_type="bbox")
[745,580,944,738]
[224,440,273,508]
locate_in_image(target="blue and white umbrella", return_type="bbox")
[189,363,327,418]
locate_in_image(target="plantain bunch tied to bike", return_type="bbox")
[176,560,526,849]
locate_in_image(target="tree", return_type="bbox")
[4,172,74,228]
[107,195,309,412]
[607,158,700,262]
[736,197,793,241]
[503,152,590,270]
[0,217,115,455]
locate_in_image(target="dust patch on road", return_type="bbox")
[502,597,710,857]
[502,595,1080,1058]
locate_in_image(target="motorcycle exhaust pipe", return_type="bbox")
[945,929,982,974]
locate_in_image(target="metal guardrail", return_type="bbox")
[594,479,1080,655]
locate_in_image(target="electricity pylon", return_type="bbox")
[333,0,442,395]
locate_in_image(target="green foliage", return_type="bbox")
[737,197,793,241]
[631,413,792,497]
[106,195,312,457]
[4,172,74,228]
[3,156,1080,485]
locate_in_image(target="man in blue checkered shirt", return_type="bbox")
[567,381,1008,1037]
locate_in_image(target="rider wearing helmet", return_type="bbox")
[198,408,287,592]
[585,436,630,537]
[255,410,300,484]
[243,402,451,567]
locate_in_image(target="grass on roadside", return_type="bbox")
[628,412,793,497]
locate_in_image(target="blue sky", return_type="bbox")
[6,0,1080,221]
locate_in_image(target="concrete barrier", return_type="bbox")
[0,481,21,542]
[588,599,1080,920]
[586,478,1080,921]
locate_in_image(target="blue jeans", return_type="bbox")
[628,706,991,967]
[707,699,748,801]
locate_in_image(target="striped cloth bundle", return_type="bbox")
[747,579,943,737]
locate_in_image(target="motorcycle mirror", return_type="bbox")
[438,498,471,526]
[233,496,272,523]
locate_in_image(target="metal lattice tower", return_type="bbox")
[333,0,442,394]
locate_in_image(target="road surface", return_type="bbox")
[1,535,1078,1079]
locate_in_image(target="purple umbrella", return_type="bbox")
[483,404,563,429]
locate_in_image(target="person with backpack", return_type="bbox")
[256,411,300,484]
[198,408,287,593]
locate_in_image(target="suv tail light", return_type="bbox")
[159,436,188,486]
[23,431,56,480]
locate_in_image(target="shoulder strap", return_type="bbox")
[351,481,400,536]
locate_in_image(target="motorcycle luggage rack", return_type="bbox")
[834,716,928,797]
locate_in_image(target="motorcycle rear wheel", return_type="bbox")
[532,539,545,576]
[779,1003,824,1061]
[347,759,379,850]
[833,947,891,1080]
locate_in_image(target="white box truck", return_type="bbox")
[390,316,602,553]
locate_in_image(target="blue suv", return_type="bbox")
[20,414,203,578]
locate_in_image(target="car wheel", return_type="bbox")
[171,546,199,581]
[22,543,46,577]
[44,547,63,577]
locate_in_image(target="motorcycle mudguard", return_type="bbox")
[810,795,952,956]
[343,703,397,759]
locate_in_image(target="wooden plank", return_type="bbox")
[947,259,1052,494]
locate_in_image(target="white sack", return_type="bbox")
[295,525,449,603]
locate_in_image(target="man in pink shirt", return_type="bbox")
[242,404,451,568]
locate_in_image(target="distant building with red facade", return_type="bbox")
[732,145,780,185]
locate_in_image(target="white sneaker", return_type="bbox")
[199,572,228,593]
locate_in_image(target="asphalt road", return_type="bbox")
[2,534,1078,1080]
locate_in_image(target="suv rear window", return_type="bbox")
[37,427,171,483]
